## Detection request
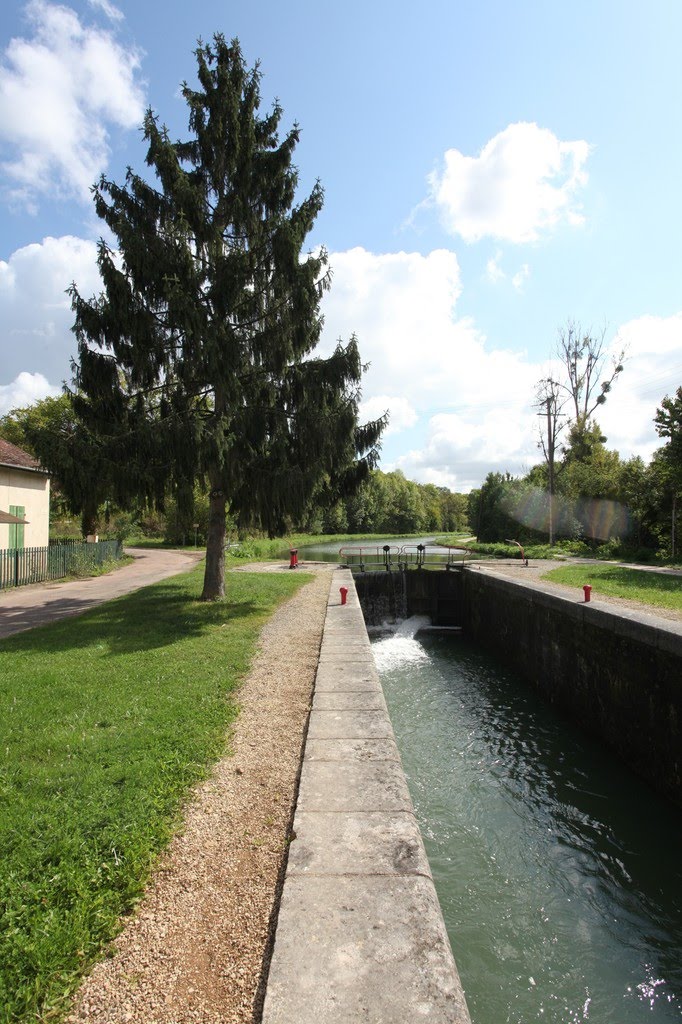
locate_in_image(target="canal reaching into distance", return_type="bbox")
[372,620,682,1024]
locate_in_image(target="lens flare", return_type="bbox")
[506,487,632,542]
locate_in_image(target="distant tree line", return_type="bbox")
[305,470,469,536]
[3,313,679,561]
[0,397,469,542]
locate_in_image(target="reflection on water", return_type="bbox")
[373,623,682,1023]
[280,536,440,563]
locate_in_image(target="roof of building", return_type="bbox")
[0,509,29,524]
[0,437,47,474]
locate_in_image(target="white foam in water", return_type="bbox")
[372,615,431,672]
[393,615,431,639]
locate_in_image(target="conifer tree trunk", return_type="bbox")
[81,502,98,539]
[202,483,226,601]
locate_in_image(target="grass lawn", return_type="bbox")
[541,563,682,612]
[0,564,310,1023]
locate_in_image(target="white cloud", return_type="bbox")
[397,314,682,491]
[512,264,530,291]
[598,313,682,461]
[322,247,540,490]
[88,0,124,21]
[396,405,537,493]
[485,251,531,291]
[322,247,467,397]
[428,122,590,243]
[360,394,417,436]
[323,246,535,408]
[0,235,101,386]
[0,0,145,206]
[486,250,505,283]
[0,371,59,415]
[322,247,680,493]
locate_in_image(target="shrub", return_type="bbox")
[594,538,622,560]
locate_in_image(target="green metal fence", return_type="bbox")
[0,540,123,590]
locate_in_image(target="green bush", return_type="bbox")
[594,537,623,559]
[110,512,137,543]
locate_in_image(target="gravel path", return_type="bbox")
[66,564,333,1024]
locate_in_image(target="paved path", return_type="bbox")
[0,547,205,639]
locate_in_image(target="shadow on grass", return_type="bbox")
[0,576,264,657]
[546,564,682,595]
[594,566,682,591]
[604,566,678,587]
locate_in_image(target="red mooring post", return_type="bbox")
[289,548,298,569]
[583,584,592,602]
[340,586,348,605]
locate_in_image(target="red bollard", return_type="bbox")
[583,584,592,602]
[289,548,298,569]
[340,586,348,605]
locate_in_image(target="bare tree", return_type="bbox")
[534,322,625,544]
[557,321,626,434]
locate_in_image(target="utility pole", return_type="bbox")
[535,378,565,547]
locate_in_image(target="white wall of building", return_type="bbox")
[0,467,51,549]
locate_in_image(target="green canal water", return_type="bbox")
[372,621,682,1023]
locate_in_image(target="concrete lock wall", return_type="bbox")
[462,570,682,810]
[352,567,682,808]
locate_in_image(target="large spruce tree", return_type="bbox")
[70,36,384,599]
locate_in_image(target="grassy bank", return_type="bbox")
[436,535,682,567]
[542,563,682,612]
[116,531,437,555]
[0,564,310,1022]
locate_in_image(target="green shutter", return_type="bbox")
[9,506,25,550]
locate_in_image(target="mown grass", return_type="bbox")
[0,564,309,1022]
[541,563,682,611]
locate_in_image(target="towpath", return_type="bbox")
[474,557,682,625]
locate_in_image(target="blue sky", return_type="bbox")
[1,0,681,491]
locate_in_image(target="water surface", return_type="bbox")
[373,623,682,1023]
[281,536,445,564]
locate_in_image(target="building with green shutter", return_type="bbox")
[0,438,50,550]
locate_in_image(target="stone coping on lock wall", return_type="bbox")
[261,568,471,1024]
